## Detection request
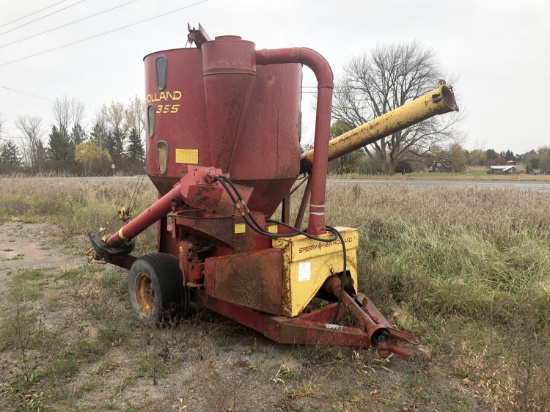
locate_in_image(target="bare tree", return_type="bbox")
[106,102,127,132]
[332,42,461,174]
[125,96,145,138]
[91,106,109,147]
[71,99,85,129]
[15,115,44,173]
[89,106,111,170]
[52,96,85,132]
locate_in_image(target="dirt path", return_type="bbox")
[0,222,82,286]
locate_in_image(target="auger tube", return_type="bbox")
[300,84,458,172]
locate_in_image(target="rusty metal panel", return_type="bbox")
[174,212,267,253]
[194,290,266,332]
[204,248,283,315]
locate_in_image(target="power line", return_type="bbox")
[0,86,100,118]
[0,0,209,68]
[0,0,138,50]
[0,0,89,37]
[0,0,71,29]
[0,85,53,101]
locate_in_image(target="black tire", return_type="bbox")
[128,253,190,326]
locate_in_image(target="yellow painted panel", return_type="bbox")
[272,227,359,317]
[234,223,246,234]
[273,227,358,262]
[175,148,199,164]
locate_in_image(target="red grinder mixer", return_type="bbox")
[89,25,458,357]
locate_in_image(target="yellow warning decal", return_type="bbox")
[268,225,278,234]
[175,149,198,164]
[234,223,246,234]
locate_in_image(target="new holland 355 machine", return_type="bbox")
[89,25,458,358]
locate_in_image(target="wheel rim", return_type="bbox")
[135,273,155,316]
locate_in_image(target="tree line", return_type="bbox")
[0,96,145,176]
[325,127,550,175]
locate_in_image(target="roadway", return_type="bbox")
[328,178,550,193]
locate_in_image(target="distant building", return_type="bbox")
[489,165,517,174]
[430,160,452,173]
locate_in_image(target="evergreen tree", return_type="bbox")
[90,121,107,149]
[35,140,47,173]
[530,157,541,170]
[0,141,22,165]
[486,149,498,160]
[70,124,86,147]
[90,121,112,173]
[110,127,126,160]
[0,141,22,172]
[48,125,72,162]
[126,127,144,163]
[102,127,125,161]
[103,130,116,161]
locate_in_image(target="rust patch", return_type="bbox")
[204,248,283,315]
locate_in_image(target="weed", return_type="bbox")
[274,363,301,381]
[8,253,25,260]
[335,385,358,400]
[24,391,44,412]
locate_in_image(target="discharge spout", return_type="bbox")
[300,84,458,172]
[103,167,223,249]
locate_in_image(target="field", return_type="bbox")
[1,176,549,411]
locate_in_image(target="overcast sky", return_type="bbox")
[0,0,548,154]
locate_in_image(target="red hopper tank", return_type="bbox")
[144,36,302,217]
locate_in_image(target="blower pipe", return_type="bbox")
[256,48,333,236]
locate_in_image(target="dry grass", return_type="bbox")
[1,176,549,411]
[324,182,550,411]
[0,176,158,253]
